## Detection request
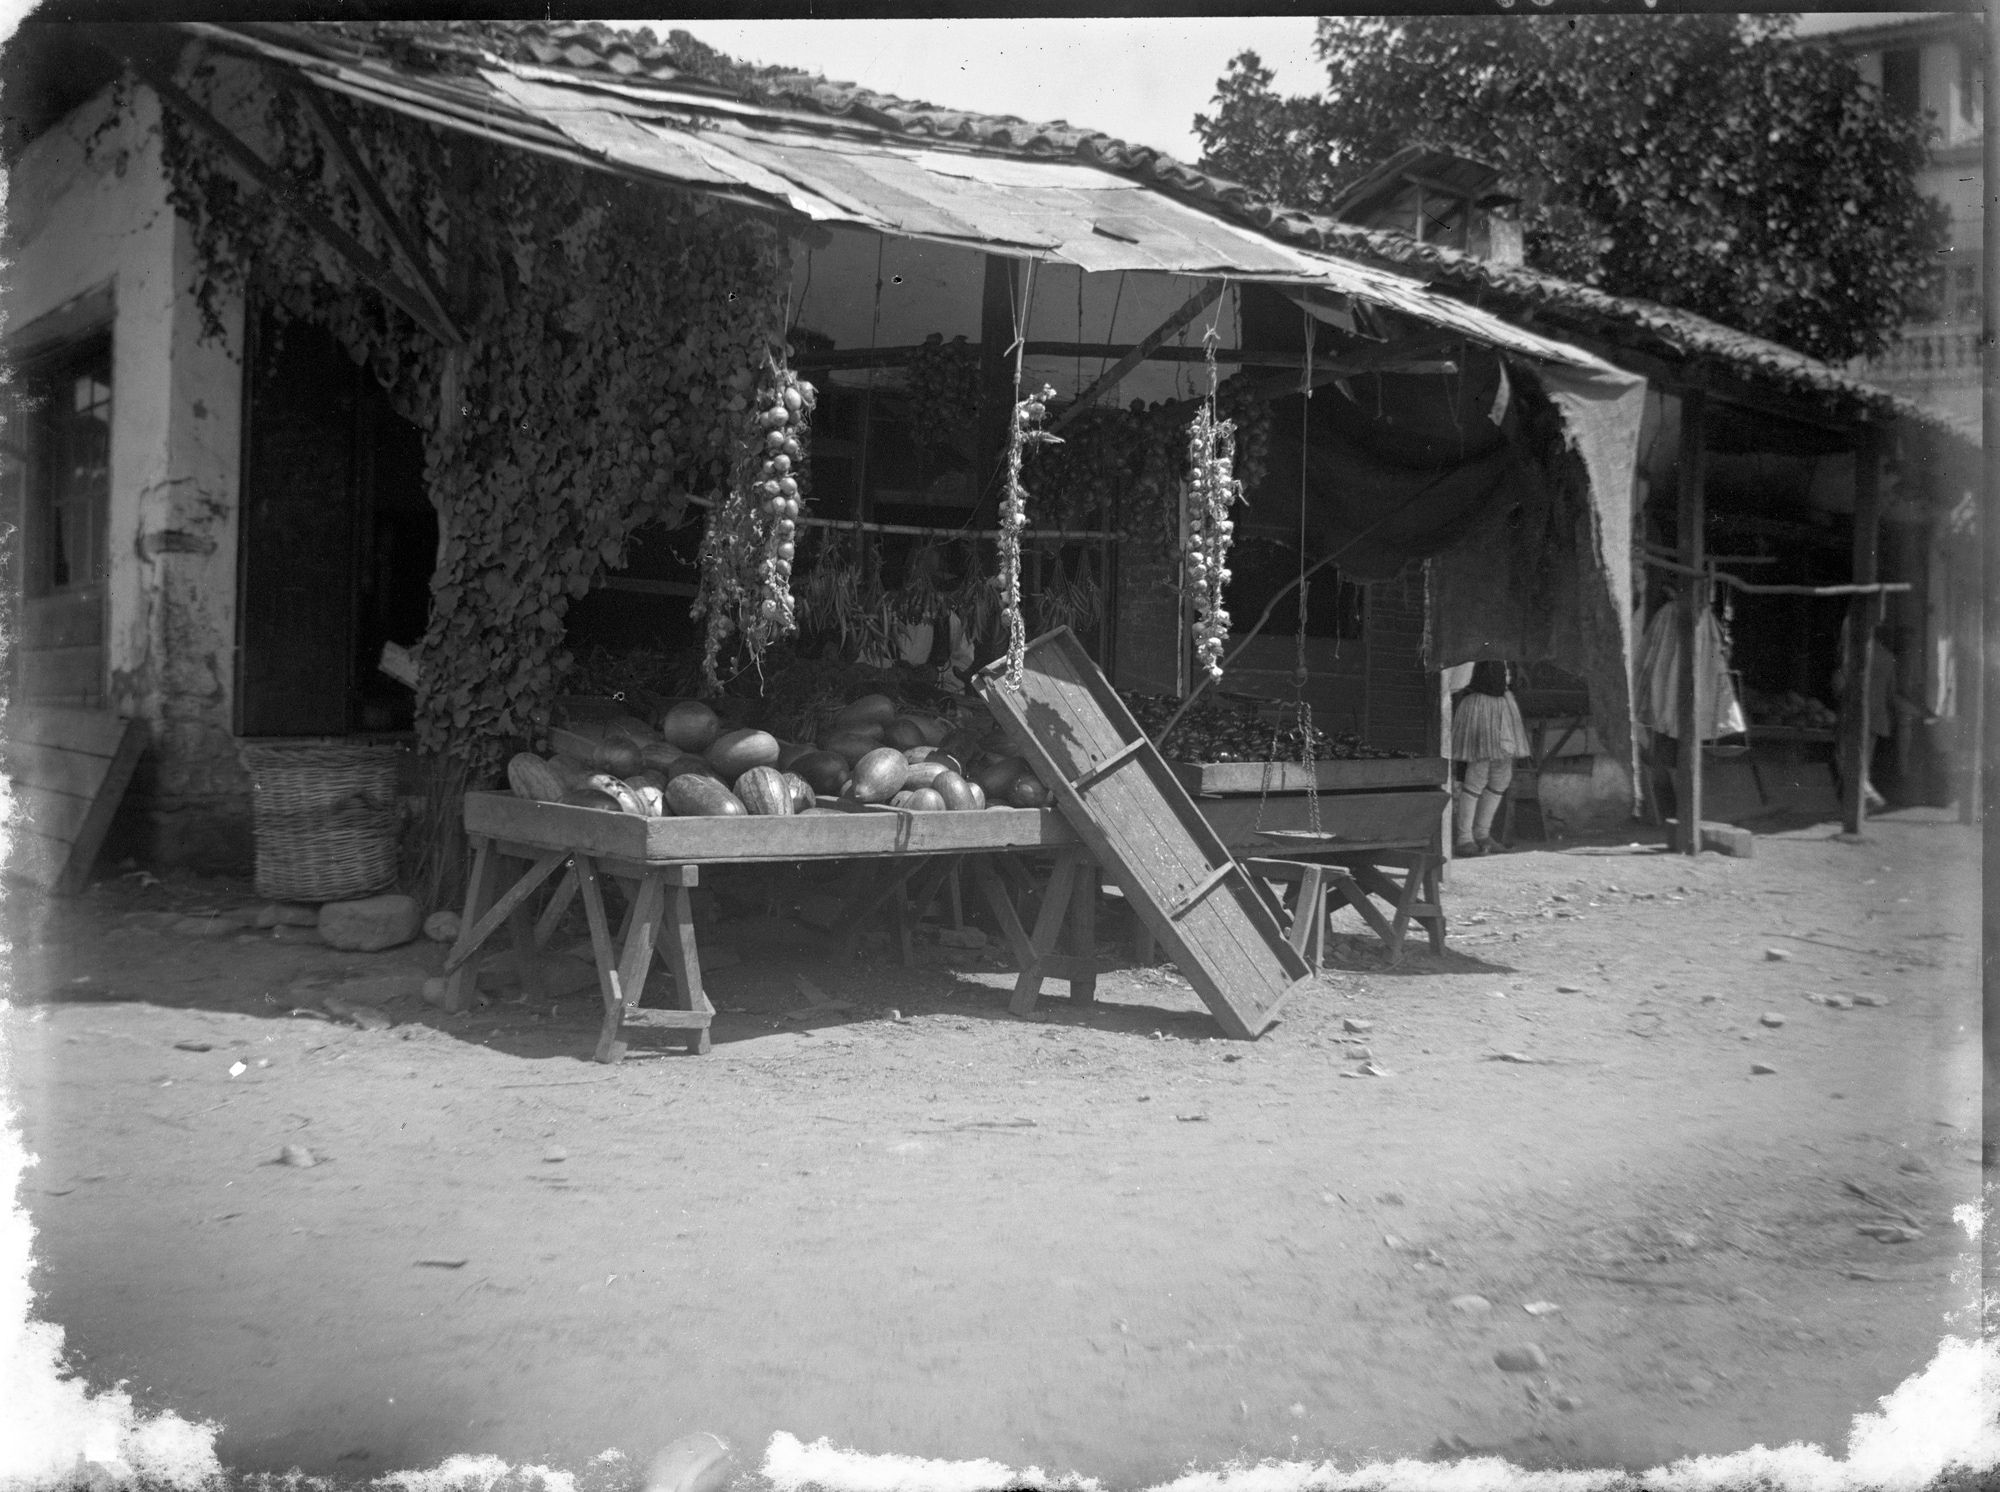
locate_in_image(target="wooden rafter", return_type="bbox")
[1049,278,1225,434]
[280,74,464,346]
[121,47,460,347]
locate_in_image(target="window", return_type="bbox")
[1958,42,1983,128]
[21,336,110,597]
[1881,47,1921,120]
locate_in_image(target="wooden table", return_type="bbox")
[1167,757,1452,963]
[442,792,1093,1062]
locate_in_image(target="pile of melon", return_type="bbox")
[505,695,1052,819]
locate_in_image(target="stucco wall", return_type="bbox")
[7,82,252,871]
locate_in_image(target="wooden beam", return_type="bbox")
[1839,424,1885,836]
[123,49,458,346]
[1049,278,1225,434]
[1674,389,1707,856]
[282,74,464,346]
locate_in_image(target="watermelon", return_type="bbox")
[968,782,988,809]
[821,730,884,767]
[585,773,650,817]
[775,739,813,770]
[707,728,781,776]
[834,694,897,730]
[735,765,793,816]
[791,750,851,795]
[1009,774,1052,808]
[660,700,722,753]
[662,754,717,781]
[901,760,950,789]
[902,787,946,812]
[665,774,747,817]
[547,754,594,791]
[782,772,817,813]
[848,747,910,804]
[640,741,683,774]
[889,790,916,808]
[933,770,977,811]
[507,753,566,803]
[560,787,622,811]
[973,756,1028,799]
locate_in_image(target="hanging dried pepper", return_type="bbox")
[696,352,817,690]
[997,384,1062,688]
[1183,338,1242,684]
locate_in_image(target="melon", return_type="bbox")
[834,693,897,730]
[625,769,666,792]
[883,717,928,751]
[547,754,594,791]
[735,765,793,817]
[933,770,977,812]
[1009,774,1053,808]
[782,772,817,813]
[585,773,650,817]
[790,750,851,796]
[663,754,717,781]
[775,739,813,770]
[507,753,566,803]
[902,787,946,812]
[968,782,988,810]
[561,787,622,811]
[821,730,884,767]
[973,756,1028,799]
[665,774,747,817]
[849,747,910,804]
[901,760,950,790]
[905,746,936,763]
[889,790,916,809]
[660,700,722,753]
[633,783,667,817]
[640,742,683,774]
[907,714,951,747]
[707,728,781,777]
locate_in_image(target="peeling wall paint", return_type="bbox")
[8,82,251,870]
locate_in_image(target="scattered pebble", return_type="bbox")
[422,910,461,943]
[1343,1018,1373,1034]
[542,1146,568,1164]
[1494,1344,1548,1373]
[1522,1301,1561,1316]
[1856,1225,1923,1244]
[1553,1394,1582,1412]
[1449,1294,1492,1314]
[279,1145,317,1168]
[1340,1062,1391,1078]
[1898,1156,1931,1175]
[228,1061,248,1078]
[1763,948,1792,962]
[414,1257,468,1269]
[1824,994,1853,1010]
[1555,984,1583,994]
[173,1040,213,1053]
[1289,1403,1307,1419]
[1853,994,1886,1007]
[1759,1013,1786,1028]
[1751,1062,1778,1075]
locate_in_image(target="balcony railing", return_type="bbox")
[1859,325,1982,385]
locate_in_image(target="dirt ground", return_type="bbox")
[3,809,1985,1486]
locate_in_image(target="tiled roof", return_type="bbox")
[231,19,1965,438]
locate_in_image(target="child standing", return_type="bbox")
[1450,660,1528,856]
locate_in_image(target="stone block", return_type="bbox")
[318,893,422,951]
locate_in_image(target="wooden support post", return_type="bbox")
[441,835,501,1012]
[1674,389,1708,855]
[1049,279,1226,435]
[1840,426,1885,836]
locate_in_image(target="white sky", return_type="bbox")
[654,19,1328,164]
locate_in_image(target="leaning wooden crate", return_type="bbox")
[239,741,405,902]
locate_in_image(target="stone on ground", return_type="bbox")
[319,894,422,951]
[254,903,320,928]
[423,910,461,943]
[1494,1344,1548,1372]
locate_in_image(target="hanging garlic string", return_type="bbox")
[1184,317,1241,684]
[996,258,1058,688]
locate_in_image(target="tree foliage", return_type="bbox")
[1194,15,1947,362]
[156,55,791,778]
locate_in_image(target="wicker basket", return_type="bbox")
[240,742,405,903]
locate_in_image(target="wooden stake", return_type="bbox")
[1674,389,1707,855]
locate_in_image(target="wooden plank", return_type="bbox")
[613,872,667,1015]
[463,793,1078,864]
[1167,861,1237,920]
[1196,790,1446,853]
[4,740,115,798]
[440,849,566,973]
[3,706,129,757]
[1050,279,1224,433]
[54,715,145,897]
[1070,736,1146,792]
[978,628,1310,1040]
[441,835,502,1013]
[1839,425,1884,836]
[658,883,711,1053]
[572,854,628,1064]
[12,785,95,847]
[1010,849,1081,1015]
[1169,756,1450,795]
[532,865,579,949]
[19,646,104,704]
[1067,860,1098,1003]
[1675,388,1707,855]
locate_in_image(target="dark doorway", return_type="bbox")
[237,308,434,737]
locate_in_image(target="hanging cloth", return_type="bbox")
[1634,600,1746,741]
